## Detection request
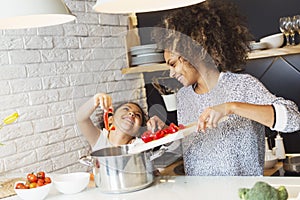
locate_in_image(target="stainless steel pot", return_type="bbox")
[80,145,165,193]
[283,155,300,173]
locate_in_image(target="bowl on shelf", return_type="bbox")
[129,44,165,66]
[260,33,284,49]
[249,41,268,51]
[264,158,278,169]
[264,150,278,169]
[52,172,90,195]
[14,181,52,200]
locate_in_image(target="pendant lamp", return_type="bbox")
[93,0,206,13]
[0,0,76,29]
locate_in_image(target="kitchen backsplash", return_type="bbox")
[0,0,147,175]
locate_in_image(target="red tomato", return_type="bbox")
[24,181,30,189]
[27,173,37,183]
[141,123,181,143]
[15,183,27,189]
[169,123,179,131]
[163,127,171,134]
[153,130,165,140]
[178,124,185,129]
[166,126,179,134]
[141,130,154,143]
[44,177,52,184]
[37,178,45,186]
[37,171,45,179]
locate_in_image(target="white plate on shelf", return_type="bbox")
[130,47,163,56]
[130,44,157,51]
[130,44,163,56]
[249,41,268,51]
[131,52,165,66]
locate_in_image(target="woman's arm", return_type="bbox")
[228,102,274,127]
[198,100,300,133]
[76,93,112,147]
[197,102,274,132]
[198,74,300,132]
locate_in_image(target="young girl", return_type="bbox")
[76,93,147,151]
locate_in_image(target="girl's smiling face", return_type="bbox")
[112,103,144,136]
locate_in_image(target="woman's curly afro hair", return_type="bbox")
[152,0,253,72]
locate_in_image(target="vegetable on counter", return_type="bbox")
[238,181,288,200]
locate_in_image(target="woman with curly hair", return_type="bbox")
[149,0,300,176]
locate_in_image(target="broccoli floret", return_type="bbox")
[238,181,288,200]
[238,188,250,199]
[278,186,288,200]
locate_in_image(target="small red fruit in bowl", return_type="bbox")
[14,171,53,200]
[14,181,52,200]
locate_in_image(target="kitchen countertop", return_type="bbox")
[3,156,297,200]
[4,176,300,200]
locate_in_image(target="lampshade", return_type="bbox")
[93,0,206,13]
[0,0,76,29]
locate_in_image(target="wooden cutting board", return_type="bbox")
[128,123,197,154]
[0,177,25,199]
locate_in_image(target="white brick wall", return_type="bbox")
[0,0,147,175]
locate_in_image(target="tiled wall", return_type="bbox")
[0,0,147,175]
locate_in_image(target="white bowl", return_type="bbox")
[249,41,268,51]
[52,172,90,194]
[260,33,284,49]
[264,158,278,169]
[14,181,52,200]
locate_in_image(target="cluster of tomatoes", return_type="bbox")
[141,123,185,143]
[15,171,52,189]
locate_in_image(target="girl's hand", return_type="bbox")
[197,103,231,132]
[93,93,112,112]
[146,115,167,132]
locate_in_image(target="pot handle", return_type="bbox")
[149,145,168,161]
[79,155,94,167]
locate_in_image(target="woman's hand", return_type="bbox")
[197,103,231,132]
[146,115,167,132]
[93,93,112,112]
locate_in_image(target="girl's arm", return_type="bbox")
[76,93,112,147]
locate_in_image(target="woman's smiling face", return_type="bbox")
[112,103,143,136]
[164,51,200,87]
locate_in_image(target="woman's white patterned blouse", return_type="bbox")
[177,72,300,176]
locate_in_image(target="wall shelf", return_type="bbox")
[248,45,300,60]
[122,46,300,74]
[121,63,168,74]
